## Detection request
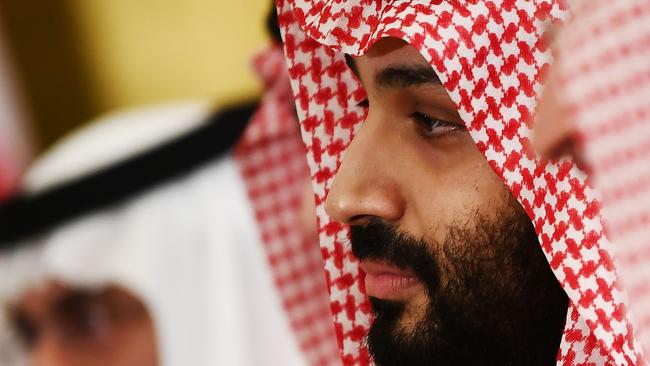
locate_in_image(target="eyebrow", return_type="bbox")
[344,54,441,88]
[376,65,441,88]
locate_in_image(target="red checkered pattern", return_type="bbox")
[553,0,650,358]
[234,46,340,366]
[277,1,646,365]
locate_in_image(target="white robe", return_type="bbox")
[0,101,308,366]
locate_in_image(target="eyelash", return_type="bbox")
[412,112,461,137]
[356,99,461,138]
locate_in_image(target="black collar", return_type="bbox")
[0,100,258,247]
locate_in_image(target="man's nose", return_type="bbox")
[325,115,405,226]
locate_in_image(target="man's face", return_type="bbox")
[9,282,157,366]
[325,38,569,366]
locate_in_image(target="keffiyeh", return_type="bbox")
[277,1,646,364]
[235,45,340,366]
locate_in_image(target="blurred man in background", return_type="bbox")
[0,4,338,366]
[0,97,313,366]
[534,0,650,357]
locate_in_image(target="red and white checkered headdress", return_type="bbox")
[550,0,650,358]
[235,45,341,366]
[276,1,646,365]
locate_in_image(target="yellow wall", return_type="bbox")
[0,0,271,148]
[72,0,270,110]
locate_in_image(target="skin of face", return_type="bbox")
[533,66,578,162]
[325,38,569,365]
[326,37,515,325]
[10,282,158,366]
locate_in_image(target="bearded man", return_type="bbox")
[277,1,646,365]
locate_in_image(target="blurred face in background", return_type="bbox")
[10,282,157,366]
[533,67,582,165]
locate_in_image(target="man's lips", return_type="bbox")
[360,261,422,300]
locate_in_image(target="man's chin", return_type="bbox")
[366,297,435,366]
[367,297,478,366]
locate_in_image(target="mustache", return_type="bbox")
[350,221,439,291]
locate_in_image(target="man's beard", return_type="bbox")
[351,196,569,366]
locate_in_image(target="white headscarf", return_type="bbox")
[0,100,308,366]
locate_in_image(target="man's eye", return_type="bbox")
[412,112,462,137]
[10,309,38,348]
[53,294,111,342]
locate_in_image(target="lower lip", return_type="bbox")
[364,273,421,300]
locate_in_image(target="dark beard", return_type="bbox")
[351,197,569,366]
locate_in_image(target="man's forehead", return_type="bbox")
[347,38,442,88]
[353,38,432,71]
